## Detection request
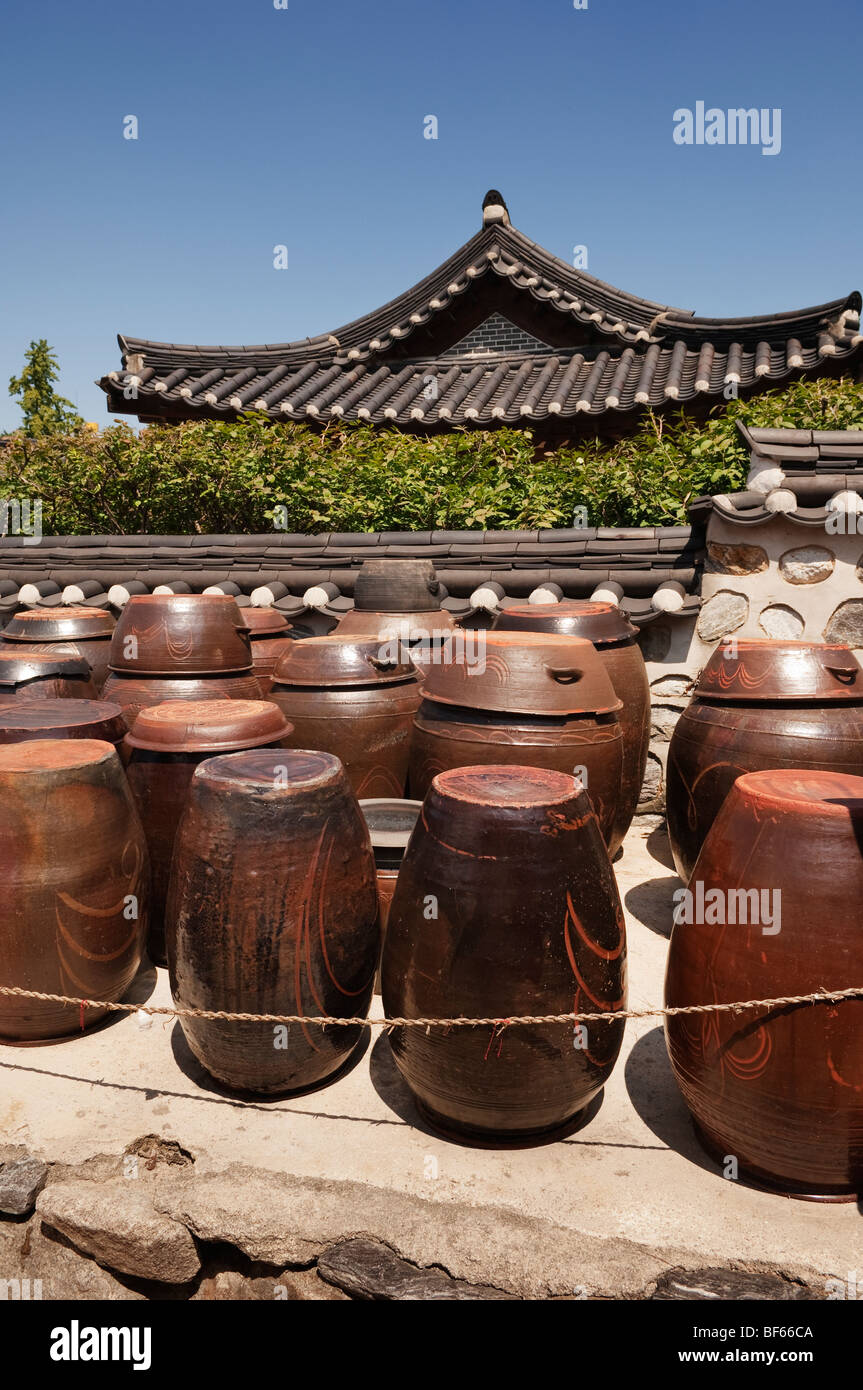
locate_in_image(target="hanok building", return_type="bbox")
[100,191,863,440]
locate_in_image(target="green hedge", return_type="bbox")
[2,378,862,535]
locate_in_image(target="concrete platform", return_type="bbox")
[0,820,859,1299]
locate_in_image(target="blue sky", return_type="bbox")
[2,0,860,430]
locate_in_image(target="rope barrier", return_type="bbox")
[0,982,861,1030]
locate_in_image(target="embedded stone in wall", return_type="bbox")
[825,599,863,647]
[697,591,748,642]
[758,604,804,639]
[651,705,683,743]
[779,546,835,585]
[649,674,692,699]
[637,620,671,663]
[639,751,662,806]
[706,542,768,576]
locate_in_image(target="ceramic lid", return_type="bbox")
[694,640,863,703]
[419,632,622,716]
[0,645,92,686]
[0,698,126,744]
[494,600,637,646]
[108,593,252,675]
[125,698,293,753]
[243,607,289,636]
[2,606,115,642]
[271,635,418,688]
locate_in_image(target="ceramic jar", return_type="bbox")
[382,765,627,1139]
[665,768,863,1198]
[167,749,379,1094]
[0,606,116,687]
[409,632,626,854]
[0,739,148,1040]
[667,640,863,882]
[269,636,421,799]
[0,698,127,751]
[494,601,650,835]
[0,647,98,702]
[242,607,295,693]
[125,699,294,965]
[107,593,253,675]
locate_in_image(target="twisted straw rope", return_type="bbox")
[0,983,861,1029]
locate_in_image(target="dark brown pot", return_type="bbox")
[125,700,294,966]
[0,698,127,749]
[494,601,650,833]
[352,558,444,613]
[665,768,863,1198]
[0,647,98,702]
[108,593,252,675]
[243,608,294,693]
[382,765,627,1139]
[270,636,421,799]
[408,632,626,854]
[0,739,148,1040]
[667,640,863,882]
[1,606,115,688]
[100,670,263,725]
[167,749,379,1094]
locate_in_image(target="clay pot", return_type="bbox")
[242,608,294,693]
[382,765,627,1139]
[0,739,148,1040]
[359,798,422,989]
[667,640,863,882]
[334,608,457,676]
[494,601,650,836]
[125,700,294,966]
[0,606,115,687]
[0,698,127,750]
[665,768,863,1198]
[353,558,443,613]
[0,646,98,702]
[409,632,626,854]
[167,749,379,1094]
[108,593,252,675]
[270,636,421,799]
[100,670,263,725]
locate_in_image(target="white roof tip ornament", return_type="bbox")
[529,584,562,605]
[481,188,511,226]
[591,582,623,606]
[747,463,786,495]
[61,585,85,605]
[470,584,503,611]
[651,581,686,614]
[764,488,798,514]
[826,489,863,514]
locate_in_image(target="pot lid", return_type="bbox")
[419,632,622,716]
[494,600,637,646]
[335,608,457,637]
[2,606,115,641]
[125,699,294,752]
[244,607,289,636]
[694,640,863,703]
[271,635,418,688]
[0,645,92,686]
[0,698,127,744]
[108,593,252,675]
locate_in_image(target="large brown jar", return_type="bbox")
[269,636,420,799]
[0,606,115,687]
[409,632,626,854]
[167,749,379,1094]
[125,700,293,965]
[665,769,863,1198]
[0,647,98,702]
[382,765,627,1139]
[0,739,148,1040]
[494,601,650,831]
[108,593,253,675]
[242,607,294,693]
[0,699,127,751]
[667,640,863,882]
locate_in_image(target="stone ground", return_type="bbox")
[0,818,859,1301]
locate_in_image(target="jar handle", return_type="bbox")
[367,655,398,672]
[823,661,858,683]
[545,665,582,684]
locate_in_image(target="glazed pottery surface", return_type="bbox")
[270,636,420,799]
[0,646,98,702]
[0,739,148,1040]
[126,700,293,964]
[494,602,650,828]
[382,765,627,1139]
[243,608,294,692]
[100,670,262,725]
[667,640,863,882]
[108,593,252,675]
[0,698,127,748]
[1,606,115,688]
[353,558,443,613]
[665,768,863,1197]
[167,749,379,1093]
[409,634,626,852]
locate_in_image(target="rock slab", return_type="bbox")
[317,1238,516,1301]
[36,1180,200,1285]
[0,1156,49,1216]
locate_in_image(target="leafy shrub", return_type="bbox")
[1,377,861,535]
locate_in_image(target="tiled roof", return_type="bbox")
[98,193,863,431]
[0,526,702,627]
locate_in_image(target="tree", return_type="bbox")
[8,339,83,437]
